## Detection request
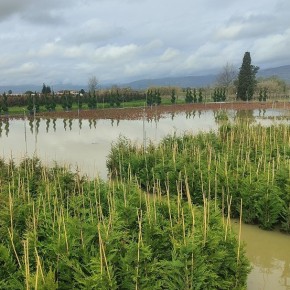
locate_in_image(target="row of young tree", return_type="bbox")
[184,88,203,103]
[0,89,148,114]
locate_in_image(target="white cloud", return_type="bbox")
[160,48,180,62]
[92,44,138,62]
[0,0,289,85]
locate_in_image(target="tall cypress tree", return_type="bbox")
[236,52,259,101]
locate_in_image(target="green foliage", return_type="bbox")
[1,92,9,113]
[0,157,250,289]
[213,88,226,102]
[171,89,176,104]
[236,52,259,101]
[42,83,52,95]
[27,93,34,113]
[198,88,203,103]
[107,123,290,232]
[146,89,161,106]
[193,88,197,103]
[185,88,193,103]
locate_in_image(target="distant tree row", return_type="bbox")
[0,92,8,114]
[212,88,226,102]
[146,89,161,106]
[0,87,148,114]
[185,88,203,103]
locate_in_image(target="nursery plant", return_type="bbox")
[107,121,290,232]
[0,157,250,289]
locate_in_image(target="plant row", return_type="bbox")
[107,121,290,232]
[0,158,249,289]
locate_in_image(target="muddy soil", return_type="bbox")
[5,101,290,120]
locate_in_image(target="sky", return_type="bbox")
[0,0,289,87]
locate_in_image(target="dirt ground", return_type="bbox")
[5,101,290,120]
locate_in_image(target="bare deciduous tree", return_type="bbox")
[88,76,98,94]
[216,62,237,88]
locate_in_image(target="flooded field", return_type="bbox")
[1,108,290,289]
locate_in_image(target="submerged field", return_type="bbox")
[1,104,290,289]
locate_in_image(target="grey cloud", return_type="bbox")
[215,13,286,41]
[0,0,76,24]
[63,19,124,45]
[0,0,32,20]
[0,0,289,86]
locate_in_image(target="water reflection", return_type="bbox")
[46,118,50,133]
[1,108,290,141]
[1,108,289,177]
[0,118,10,137]
[235,110,255,123]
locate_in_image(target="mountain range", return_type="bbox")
[1,65,290,94]
[125,64,290,89]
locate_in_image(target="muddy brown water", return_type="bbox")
[231,221,290,289]
[1,108,290,289]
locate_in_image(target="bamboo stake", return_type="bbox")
[136,209,143,290]
[8,227,21,268]
[24,239,30,290]
[165,174,174,236]
[224,195,232,241]
[237,199,243,264]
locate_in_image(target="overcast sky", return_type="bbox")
[0,0,289,86]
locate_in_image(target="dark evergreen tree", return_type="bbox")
[236,52,259,101]
[61,94,68,110]
[67,92,73,110]
[185,88,193,103]
[221,87,226,101]
[2,92,8,114]
[146,90,153,106]
[50,92,56,111]
[193,88,197,103]
[77,93,83,110]
[42,83,51,95]
[88,92,97,109]
[45,95,51,111]
[116,90,122,107]
[27,93,34,113]
[212,89,217,102]
[263,88,268,102]
[198,88,203,103]
[171,89,176,104]
[155,90,161,105]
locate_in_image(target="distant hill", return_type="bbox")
[123,75,217,90]
[125,65,290,89]
[257,65,290,82]
[1,64,290,94]
[0,84,87,94]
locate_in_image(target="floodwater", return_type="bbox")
[232,221,290,290]
[1,108,290,289]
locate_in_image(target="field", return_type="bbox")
[1,101,290,289]
[3,100,290,121]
